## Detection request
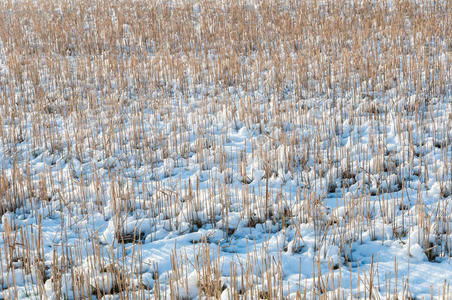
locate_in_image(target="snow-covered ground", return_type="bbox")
[0,0,451,299]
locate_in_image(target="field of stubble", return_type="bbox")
[0,0,451,299]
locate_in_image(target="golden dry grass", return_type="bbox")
[0,0,451,298]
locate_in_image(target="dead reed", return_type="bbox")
[0,0,451,298]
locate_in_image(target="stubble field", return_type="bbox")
[0,0,451,299]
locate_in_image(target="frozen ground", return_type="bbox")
[0,0,451,299]
[1,84,450,299]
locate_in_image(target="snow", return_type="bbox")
[0,1,451,299]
